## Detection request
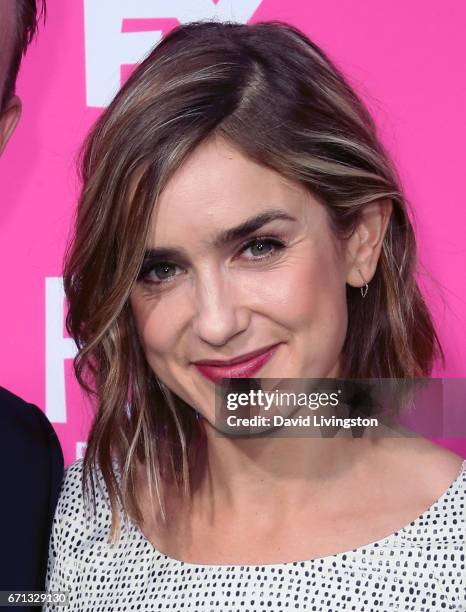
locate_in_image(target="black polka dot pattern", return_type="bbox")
[44,459,466,611]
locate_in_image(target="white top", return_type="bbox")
[45,458,466,611]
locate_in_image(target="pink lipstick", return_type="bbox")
[193,344,281,382]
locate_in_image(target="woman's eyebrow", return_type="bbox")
[208,209,297,249]
[141,247,185,262]
[143,210,297,261]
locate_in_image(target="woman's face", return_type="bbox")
[130,138,351,420]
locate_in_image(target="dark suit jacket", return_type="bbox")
[0,387,64,606]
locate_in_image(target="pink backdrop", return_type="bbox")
[0,0,465,466]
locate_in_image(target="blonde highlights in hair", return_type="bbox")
[64,21,443,539]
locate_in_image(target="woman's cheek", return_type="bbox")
[131,288,188,359]
[240,253,334,325]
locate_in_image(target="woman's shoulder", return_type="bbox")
[410,452,466,556]
[370,438,465,532]
[377,436,465,490]
[55,458,113,535]
[62,457,85,484]
[392,440,466,539]
[46,459,132,595]
[57,458,84,507]
[413,440,466,501]
[59,458,96,503]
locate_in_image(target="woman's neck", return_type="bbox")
[189,425,379,522]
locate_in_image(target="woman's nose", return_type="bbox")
[191,271,249,347]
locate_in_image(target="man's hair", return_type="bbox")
[1,0,46,109]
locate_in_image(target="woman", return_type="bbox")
[45,21,465,611]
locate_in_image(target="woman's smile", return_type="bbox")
[192,342,282,382]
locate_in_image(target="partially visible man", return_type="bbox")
[0,0,64,602]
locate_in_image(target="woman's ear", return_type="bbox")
[345,199,393,289]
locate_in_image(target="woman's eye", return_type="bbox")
[144,262,182,284]
[240,237,285,260]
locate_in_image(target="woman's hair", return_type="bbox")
[64,21,444,538]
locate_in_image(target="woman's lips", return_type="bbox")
[193,344,281,382]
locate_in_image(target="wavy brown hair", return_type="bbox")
[64,21,444,538]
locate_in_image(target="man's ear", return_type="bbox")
[0,95,21,155]
[345,199,393,288]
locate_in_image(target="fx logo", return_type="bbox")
[84,0,263,107]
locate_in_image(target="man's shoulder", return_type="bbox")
[0,384,39,417]
[0,386,28,406]
[0,385,63,466]
[0,388,64,590]
[0,385,56,437]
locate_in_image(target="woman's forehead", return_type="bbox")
[159,138,295,201]
[147,138,320,244]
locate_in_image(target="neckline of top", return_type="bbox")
[132,458,466,569]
